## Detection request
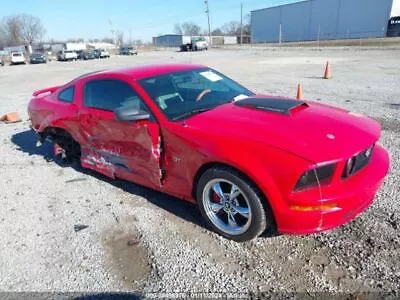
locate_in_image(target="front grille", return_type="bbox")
[342,145,374,178]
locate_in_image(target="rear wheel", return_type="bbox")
[196,167,273,242]
[45,130,81,164]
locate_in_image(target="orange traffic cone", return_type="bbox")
[296,84,303,100]
[324,61,331,79]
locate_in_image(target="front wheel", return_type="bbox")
[196,167,273,242]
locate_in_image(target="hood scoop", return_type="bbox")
[234,97,308,115]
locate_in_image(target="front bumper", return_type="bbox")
[276,145,390,234]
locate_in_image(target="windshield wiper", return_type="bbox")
[172,107,215,121]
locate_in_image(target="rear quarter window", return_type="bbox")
[58,86,75,103]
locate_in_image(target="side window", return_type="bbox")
[58,86,75,103]
[84,79,149,112]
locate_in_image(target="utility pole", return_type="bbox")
[109,18,115,46]
[205,0,211,46]
[240,2,243,45]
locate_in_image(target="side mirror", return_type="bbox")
[114,106,150,122]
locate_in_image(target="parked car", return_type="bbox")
[28,64,390,242]
[94,48,110,58]
[180,37,209,51]
[78,50,95,60]
[120,46,138,56]
[387,16,400,37]
[10,52,26,65]
[30,53,47,64]
[57,50,78,61]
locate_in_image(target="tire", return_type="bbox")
[196,166,273,242]
[53,133,81,164]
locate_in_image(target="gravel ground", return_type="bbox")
[0,47,399,298]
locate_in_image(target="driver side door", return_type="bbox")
[77,77,163,188]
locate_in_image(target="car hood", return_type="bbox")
[183,96,381,163]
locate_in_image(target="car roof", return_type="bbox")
[82,64,206,81]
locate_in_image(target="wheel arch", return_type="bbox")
[39,126,74,141]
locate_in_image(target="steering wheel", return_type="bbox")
[196,89,212,101]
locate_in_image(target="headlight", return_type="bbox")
[294,163,336,191]
[342,145,374,178]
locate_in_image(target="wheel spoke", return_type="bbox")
[204,179,252,236]
[227,211,238,227]
[212,182,225,200]
[232,205,250,219]
[229,184,241,201]
[210,203,223,213]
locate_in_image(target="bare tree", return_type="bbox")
[221,21,241,36]
[66,38,84,43]
[243,24,251,36]
[1,15,22,46]
[174,23,183,35]
[181,22,202,36]
[211,28,224,36]
[116,30,124,46]
[101,37,114,44]
[19,14,46,45]
[0,25,7,49]
[243,14,251,36]
[1,14,46,47]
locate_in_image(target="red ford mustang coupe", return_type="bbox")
[28,64,390,241]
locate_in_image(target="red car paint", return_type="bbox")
[28,64,390,234]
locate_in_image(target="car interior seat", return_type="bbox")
[153,76,183,111]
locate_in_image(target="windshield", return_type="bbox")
[138,68,254,121]
[193,37,206,42]
[12,53,22,57]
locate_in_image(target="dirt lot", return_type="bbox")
[0,47,399,298]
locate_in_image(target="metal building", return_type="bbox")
[251,0,395,43]
[153,35,186,47]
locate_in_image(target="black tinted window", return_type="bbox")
[58,86,75,103]
[84,79,148,112]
